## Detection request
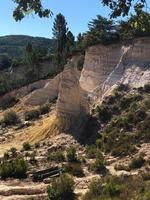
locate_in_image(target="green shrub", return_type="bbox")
[129,155,145,169]
[64,163,84,177]
[89,151,106,174]
[120,97,133,110]
[10,147,17,157]
[0,95,19,109]
[47,174,75,200]
[134,109,147,123]
[82,178,102,200]
[143,84,150,93]
[2,110,20,126]
[22,142,31,151]
[103,177,122,197]
[47,151,65,163]
[116,84,129,92]
[39,104,50,115]
[34,142,40,148]
[83,175,148,200]
[24,109,40,121]
[96,105,111,123]
[66,146,77,162]
[96,139,102,149]
[77,55,84,71]
[86,145,97,159]
[3,152,9,160]
[0,157,27,179]
[29,153,37,165]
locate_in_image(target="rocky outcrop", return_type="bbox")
[80,37,150,104]
[56,64,81,117]
[24,73,61,106]
[80,44,122,92]
[56,58,88,133]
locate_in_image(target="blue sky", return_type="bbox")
[0,0,112,38]
[0,0,149,39]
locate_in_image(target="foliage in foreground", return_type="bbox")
[0,157,27,179]
[47,174,75,200]
[82,175,150,200]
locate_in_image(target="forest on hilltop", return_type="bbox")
[0,35,55,58]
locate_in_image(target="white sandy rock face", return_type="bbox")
[56,59,84,118]
[80,44,122,92]
[80,37,150,103]
[24,73,61,106]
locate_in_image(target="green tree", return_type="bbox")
[88,15,113,32]
[101,0,147,18]
[118,8,150,38]
[66,31,75,56]
[25,42,41,81]
[84,15,119,46]
[52,13,68,68]
[0,54,12,70]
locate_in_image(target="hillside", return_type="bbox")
[0,37,149,200]
[0,35,55,58]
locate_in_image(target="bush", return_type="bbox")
[2,110,20,126]
[82,178,103,200]
[120,97,133,110]
[116,84,129,92]
[129,155,145,169]
[77,55,84,71]
[22,142,31,151]
[86,145,97,159]
[66,146,77,162]
[0,95,19,109]
[39,104,50,115]
[96,105,112,123]
[143,84,150,93]
[96,139,102,149]
[10,147,17,158]
[47,151,65,163]
[64,163,84,177]
[24,110,40,121]
[103,177,122,197]
[29,153,37,165]
[83,175,147,200]
[0,157,27,179]
[89,151,106,174]
[47,174,75,200]
[3,152,9,160]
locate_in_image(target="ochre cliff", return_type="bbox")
[80,37,150,103]
[19,37,150,134]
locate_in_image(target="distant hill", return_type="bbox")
[0,35,55,58]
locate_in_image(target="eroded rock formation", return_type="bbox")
[80,37,150,104]
[20,37,150,133]
[25,73,61,106]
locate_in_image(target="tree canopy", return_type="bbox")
[101,0,148,18]
[11,0,148,21]
[12,0,52,21]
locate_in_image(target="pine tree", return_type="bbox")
[52,13,68,68]
[66,31,75,57]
